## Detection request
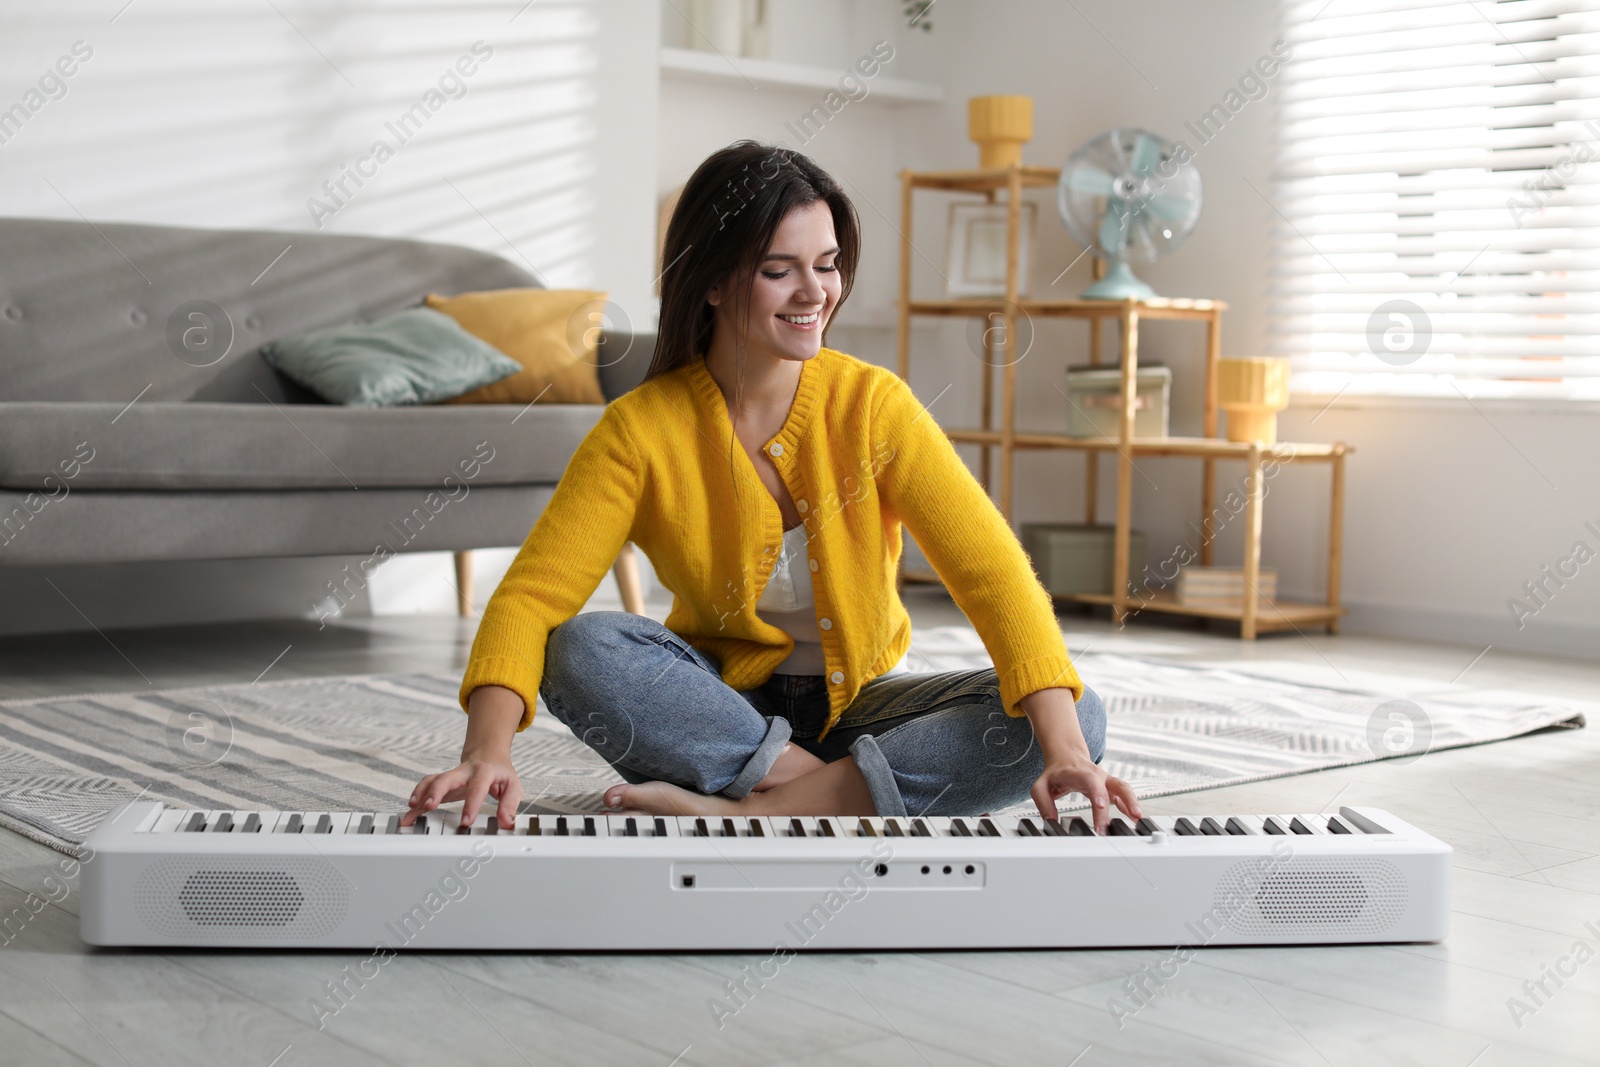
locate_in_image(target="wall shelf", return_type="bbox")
[659,46,943,103]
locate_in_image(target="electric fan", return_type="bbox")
[1057,128,1202,300]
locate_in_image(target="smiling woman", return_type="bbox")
[406,140,1137,835]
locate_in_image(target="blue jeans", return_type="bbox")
[537,611,1106,819]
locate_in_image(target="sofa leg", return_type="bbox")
[613,541,646,615]
[454,551,473,617]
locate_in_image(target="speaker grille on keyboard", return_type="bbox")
[1216,859,1407,937]
[134,858,348,940]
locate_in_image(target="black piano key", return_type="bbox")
[625,816,638,837]
[911,818,933,837]
[556,816,571,836]
[314,814,332,834]
[455,816,473,835]
[1107,818,1135,836]
[1135,818,1159,836]
[720,817,736,838]
[285,813,304,834]
[858,818,878,837]
[653,817,666,837]
[485,817,501,835]
[1042,818,1066,836]
[527,816,541,835]
[411,816,429,834]
[1018,818,1042,836]
[1199,817,1225,836]
[383,815,398,835]
[749,818,764,837]
[978,818,1001,837]
[584,817,598,837]
[241,813,262,834]
[949,818,973,837]
[819,819,837,838]
[209,813,234,833]
[1173,817,1199,835]
[1326,816,1351,834]
[1225,817,1255,835]
[1290,817,1315,835]
[788,817,807,837]
[1261,817,1286,835]
[183,812,207,832]
[357,815,374,835]
[884,818,905,837]
[1066,817,1094,836]
[690,817,706,837]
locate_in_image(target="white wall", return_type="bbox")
[0,0,659,633]
[871,0,1600,660]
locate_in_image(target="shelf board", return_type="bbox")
[907,297,1226,319]
[660,47,943,103]
[907,165,1064,192]
[1057,590,1345,631]
[941,430,1347,461]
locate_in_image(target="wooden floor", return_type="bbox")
[1,586,1597,1066]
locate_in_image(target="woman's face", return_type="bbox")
[710,199,842,363]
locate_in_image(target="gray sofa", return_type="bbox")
[0,217,654,613]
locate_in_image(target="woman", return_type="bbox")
[404,141,1140,834]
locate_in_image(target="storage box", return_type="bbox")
[1021,523,1148,597]
[1065,365,1172,439]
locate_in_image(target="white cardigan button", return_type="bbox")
[809,559,818,571]
[769,442,784,456]
[819,618,832,630]
[830,671,844,684]
[797,499,808,512]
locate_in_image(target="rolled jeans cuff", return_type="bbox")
[847,734,907,819]
[720,715,793,798]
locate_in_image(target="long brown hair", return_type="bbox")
[644,141,861,385]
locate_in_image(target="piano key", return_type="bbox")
[653,817,667,837]
[883,818,906,837]
[355,814,374,835]
[978,818,1001,837]
[1018,818,1042,836]
[1261,816,1286,835]
[787,817,807,838]
[748,818,765,837]
[240,813,262,834]
[313,814,332,834]
[857,818,878,837]
[625,816,638,837]
[1107,818,1135,836]
[284,813,304,834]
[1289,816,1324,835]
[381,815,398,835]
[207,813,234,833]
[693,817,709,838]
[1326,815,1351,834]
[1135,818,1160,836]
[182,812,207,832]
[719,817,737,838]
[1065,817,1094,836]
[410,815,429,834]
[584,816,598,837]
[1173,817,1199,835]
[1041,818,1066,836]
[910,818,933,837]
[1199,817,1225,836]
[1225,817,1255,835]
[526,815,541,836]
[556,816,571,837]
[818,818,838,838]
[949,818,973,837]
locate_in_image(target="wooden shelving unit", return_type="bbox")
[894,163,1351,639]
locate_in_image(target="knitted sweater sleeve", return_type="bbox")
[457,401,642,730]
[872,373,1083,715]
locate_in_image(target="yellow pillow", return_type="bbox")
[425,288,609,405]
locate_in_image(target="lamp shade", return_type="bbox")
[968,96,1033,168]
[1217,357,1291,444]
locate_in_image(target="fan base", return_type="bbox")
[1081,260,1156,301]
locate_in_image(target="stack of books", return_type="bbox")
[1175,565,1278,605]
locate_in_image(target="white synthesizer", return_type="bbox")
[79,802,1451,950]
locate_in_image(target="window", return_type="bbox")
[1269,0,1600,399]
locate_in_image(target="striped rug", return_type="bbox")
[0,626,1584,854]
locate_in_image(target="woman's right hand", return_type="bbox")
[402,750,524,831]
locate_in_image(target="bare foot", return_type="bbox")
[602,780,742,817]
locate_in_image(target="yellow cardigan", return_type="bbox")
[457,345,1083,736]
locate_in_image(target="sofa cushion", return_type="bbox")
[0,401,605,491]
[426,288,610,405]
[257,306,523,407]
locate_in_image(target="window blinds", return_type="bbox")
[1268,0,1600,398]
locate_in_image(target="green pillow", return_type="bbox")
[258,306,522,407]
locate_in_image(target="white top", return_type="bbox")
[756,523,910,678]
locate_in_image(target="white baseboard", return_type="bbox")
[1338,598,1600,662]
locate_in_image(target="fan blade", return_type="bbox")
[1065,164,1116,197]
[1143,193,1193,223]
[1098,199,1129,253]
[1130,133,1162,176]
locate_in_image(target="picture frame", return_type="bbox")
[944,201,1035,298]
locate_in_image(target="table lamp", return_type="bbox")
[1218,357,1291,444]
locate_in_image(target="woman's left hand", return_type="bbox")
[1030,753,1141,834]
